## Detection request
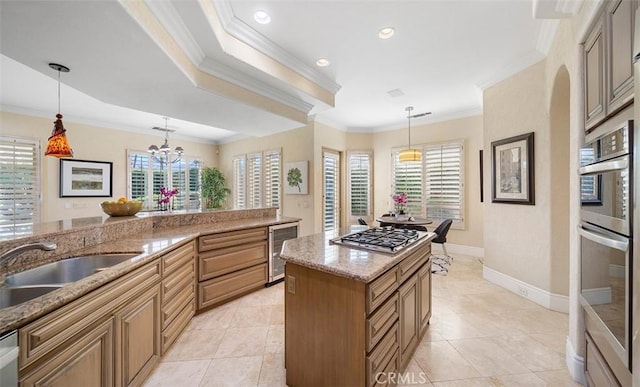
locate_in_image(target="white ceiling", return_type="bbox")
[0,0,576,144]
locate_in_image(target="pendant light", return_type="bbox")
[399,106,421,162]
[44,63,73,158]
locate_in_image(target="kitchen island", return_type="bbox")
[280,226,436,387]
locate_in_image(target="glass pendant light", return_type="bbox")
[44,63,73,158]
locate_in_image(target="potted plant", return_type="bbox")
[201,167,231,209]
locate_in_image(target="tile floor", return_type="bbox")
[144,254,582,386]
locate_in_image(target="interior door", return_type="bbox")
[323,149,341,231]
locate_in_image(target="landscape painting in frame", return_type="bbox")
[60,159,113,197]
[491,132,534,205]
[284,161,308,195]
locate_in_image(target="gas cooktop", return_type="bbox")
[330,227,427,254]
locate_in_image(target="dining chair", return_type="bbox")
[431,219,453,274]
[357,217,368,225]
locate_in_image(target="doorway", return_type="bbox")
[323,149,341,231]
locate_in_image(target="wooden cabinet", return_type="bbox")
[20,318,114,387]
[584,0,637,131]
[197,228,268,310]
[285,241,432,387]
[115,284,161,387]
[585,333,622,386]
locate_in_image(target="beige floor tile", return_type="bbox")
[534,369,583,386]
[487,373,546,386]
[265,324,284,354]
[258,353,287,386]
[214,326,269,358]
[529,332,568,355]
[398,359,433,386]
[142,359,210,386]
[188,304,236,330]
[162,329,226,361]
[449,338,530,377]
[489,335,565,372]
[432,378,492,387]
[200,356,262,387]
[413,341,482,382]
[230,305,274,327]
[270,304,284,325]
[239,286,278,306]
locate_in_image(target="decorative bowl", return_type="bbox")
[100,201,143,217]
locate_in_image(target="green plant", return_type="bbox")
[201,167,231,209]
[287,167,303,193]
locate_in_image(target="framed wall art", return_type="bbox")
[491,132,535,205]
[284,161,308,195]
[60,159,113,197]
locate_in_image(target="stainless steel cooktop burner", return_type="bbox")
[330,227,426,253]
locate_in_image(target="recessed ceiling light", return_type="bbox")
[378,27,395,39]
[316,58,330,67]
[254,10,271,24]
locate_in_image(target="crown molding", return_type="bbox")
[533,0,583,19]
[537,19,560,55]
[475,50,546,91]
[213,0,341,95]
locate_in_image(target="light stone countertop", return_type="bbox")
[280,226,436,283]
[0,215,299,334]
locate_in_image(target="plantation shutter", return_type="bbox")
[323,150,340,231]
[152,157,168,210]
[248,153,262,208]
[347,151,372,221]
[188,159,202,210]
[424,142,464,224]
[172,158,187,210]
[0,137,40,238]
[264,150,281,209]
[233,156,246,209]
[129,152,150,208]
[391,152,423,216]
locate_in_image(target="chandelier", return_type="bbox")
[148,117,184,164]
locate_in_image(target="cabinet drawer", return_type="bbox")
[586,333,621,387]
[398,244,430,284]
[19,261,161,370]
[161,301,194,355]
[198,228,267,252]
[198,241,267,281]
[366,322,399,387]
[162,242,195,276]
[162,260,195,303]
[366,293,399,353]
[198,263,267,309]
[367,267,398,315]
[162,280,194,329]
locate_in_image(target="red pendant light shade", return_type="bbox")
[45,63,73,158]
[44,113,73,158]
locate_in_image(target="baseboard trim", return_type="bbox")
[482,266,569,313]
[431,243,484,258]
[566,336,586,385]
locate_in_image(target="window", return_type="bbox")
[323,149,340,231]
[347,151,372,222]
[127,150,202,210]
[0,136,40,238]
[392,140,464,228]
[233,149,281,209]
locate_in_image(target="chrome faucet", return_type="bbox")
[0,242,57,264]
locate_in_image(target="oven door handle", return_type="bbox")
[579,224,629,252]
[578,157,628,175]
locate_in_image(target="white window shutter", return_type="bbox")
[347,151,372,221]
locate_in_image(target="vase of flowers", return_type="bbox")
[391,192,408,219]
[158,186,178,211]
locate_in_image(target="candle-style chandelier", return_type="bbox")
[147,117,184,164]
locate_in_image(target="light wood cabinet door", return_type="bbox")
[20,318,114,387]
[605,0,636,115]
[585,15,606,131]
[115,284,161,387]
[398,275,418,370]
[417,259,432,337]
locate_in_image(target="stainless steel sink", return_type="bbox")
[0,285,63,308]
[3,253,138,287]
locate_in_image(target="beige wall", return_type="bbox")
[372,115,485,248]
[0,111,217,222]
[218,125,316,236]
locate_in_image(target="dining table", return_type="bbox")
[375,216,433,227]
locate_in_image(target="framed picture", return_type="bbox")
[60,159,113,197]
[491,132,535,205]
[479,150,484,203]
[284,161,308,195]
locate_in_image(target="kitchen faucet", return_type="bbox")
[0,242,57,265]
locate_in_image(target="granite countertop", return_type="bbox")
[280,226,436,283]
[0,216,299,334]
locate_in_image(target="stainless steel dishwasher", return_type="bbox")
[268,222,299,285]
[0,330,18,386]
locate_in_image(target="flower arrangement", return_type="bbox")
[391,192,408,214]
[158,186,178,211]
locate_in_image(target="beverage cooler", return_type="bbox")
[267,222,299,285]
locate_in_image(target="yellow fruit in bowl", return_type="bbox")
[117,197,127,203]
